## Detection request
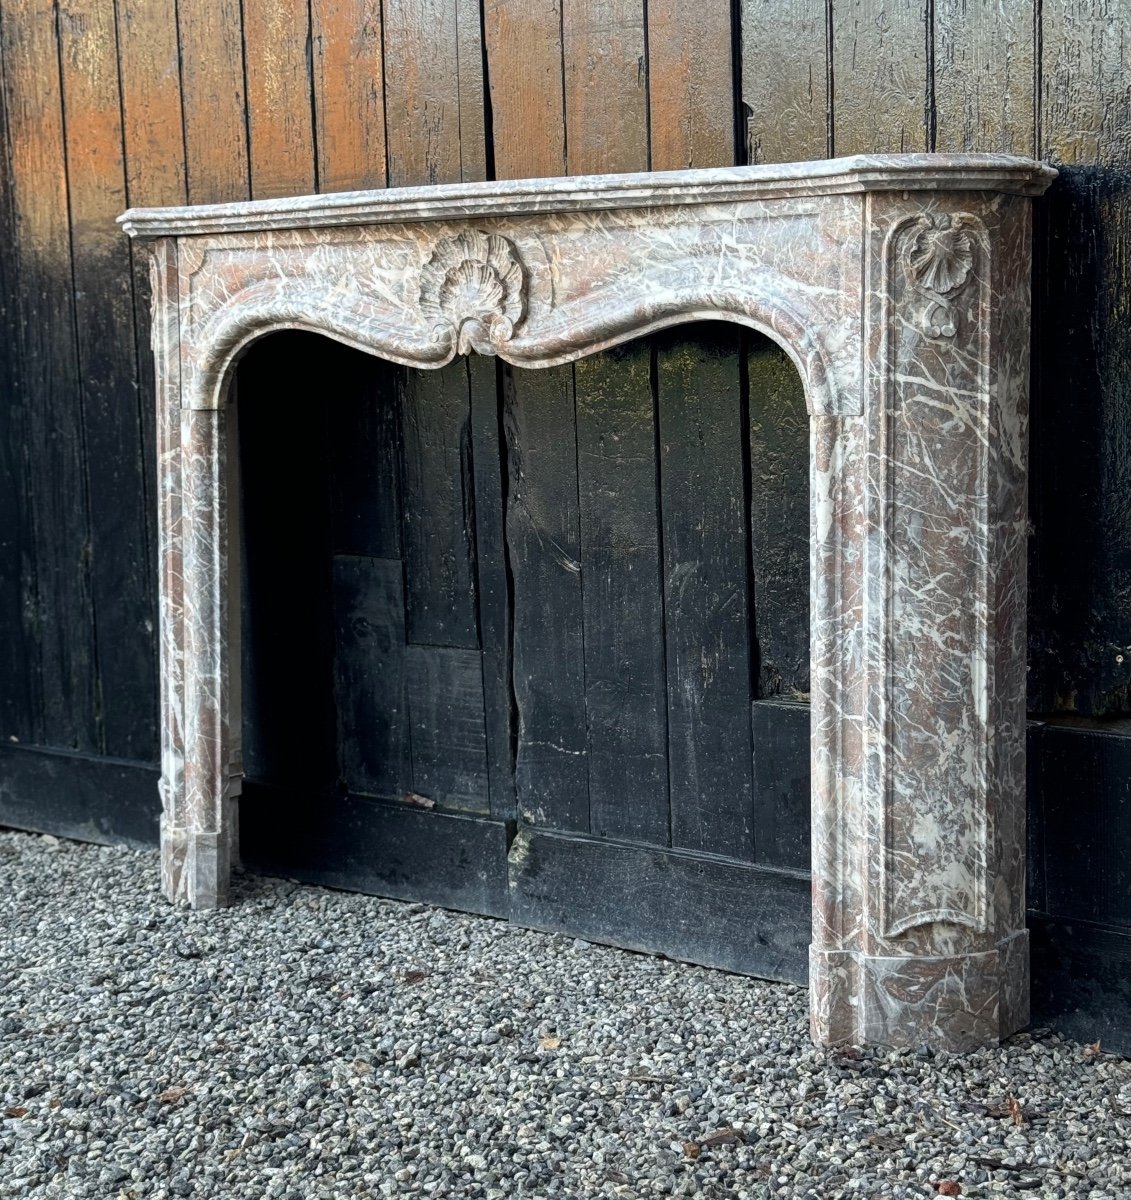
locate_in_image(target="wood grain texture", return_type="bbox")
[0,35,35,744]
[484,0,566,179]
[562,0,648,173]
[648,0,734,170]
[398,365,479,650]
[831,0,929,154]
[1028,1,1131,716]
[575,345,669,845]
[242,0,318,198]
[657,326,754,861]
[933,0,1035,154]
[310,0,387,193]
[504,365,589,832]
[115,0,185,664]
[177,0,249,203]
[1042,0,1131,167]
[383,0,486,186]
[468,358,516,820]
[740,0,828,163]
[405,644,490,811]
[748,336,810,699]
[332,555,411,799]
[58,0,156,759]
[0,0,97,750]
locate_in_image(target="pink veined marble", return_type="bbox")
[119,153,1057,1052]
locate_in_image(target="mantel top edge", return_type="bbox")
[119,153,1057,239]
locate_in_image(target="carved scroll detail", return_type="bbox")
[419,230,527,355]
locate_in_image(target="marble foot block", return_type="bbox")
[120,153,1056,1051]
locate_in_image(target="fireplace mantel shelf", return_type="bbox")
[122,152,1055,1053]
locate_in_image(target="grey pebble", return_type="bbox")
[1,827,1130,1200]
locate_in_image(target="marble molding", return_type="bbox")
[120,153,1056,1051]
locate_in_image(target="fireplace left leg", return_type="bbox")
[167,405,239,908]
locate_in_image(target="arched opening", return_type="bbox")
[233,323,813,980]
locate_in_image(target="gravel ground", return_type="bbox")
[2,829,1130,1200]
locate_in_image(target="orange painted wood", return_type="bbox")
[562,0,648,174]
[177,0,249,203]
[383,0,486,187]
[484,0,566,180]
[311,0,388,193]
[648,0,733,170]
[242,0,318,199]
[116,0,187,207]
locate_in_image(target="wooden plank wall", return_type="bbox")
[0,0,1129,1034]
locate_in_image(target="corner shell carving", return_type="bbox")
[903,213,978,340]
[419,229,527,356]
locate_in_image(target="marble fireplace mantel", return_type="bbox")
[120,153,1056,1051]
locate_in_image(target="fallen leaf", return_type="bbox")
[157,1086,187,1105]
[1007,1095,1024,1127]
[401,969,427,985]
[538,1034,561,1051]
[700,1127,746,1148]
[4,1106,27,1118]
[1084,1039,1102,1061]
[934,1182,961,1197]
[681,1141,701,1159]
[403,792,436,809]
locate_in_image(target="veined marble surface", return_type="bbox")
[121,154,1055,1051]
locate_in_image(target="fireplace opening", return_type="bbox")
[234,322,813,981]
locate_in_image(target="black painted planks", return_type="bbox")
[328,346,403,560]
[747,334,810,700]
[468,357,516,820]
[508,827,810,983]
[241,780,511,918]
[332,554,411,799]
[657,325,755,860]
[575,345,669,844]
[398,364,479,650]
[504,365,589,832]
[405,644,490,811]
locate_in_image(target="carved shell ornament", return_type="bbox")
[906,214,976,339]
[909,215,973,295]
[419,230,526,356]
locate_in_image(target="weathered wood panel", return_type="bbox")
[1029,2,1131,716]
[657,326,754,860]
[741,0,828,164]
[176,0,248,204]
[504,365,589,831]
[58,0,156,761]
[332,554,411,799]
[383,0,486,187]
[484,0,566,178]
[647,0,733,170]
[831,0,929,155]
[398,367,479,649]
[0,0,97,751]
[468,358,516,820]
[405,644,490,810]
[561,0,648,174]
[575,346,669,844]
[748,338,810,699]
[243,0,318,199]
[311,0,388,193]
[933,0,1035,155]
